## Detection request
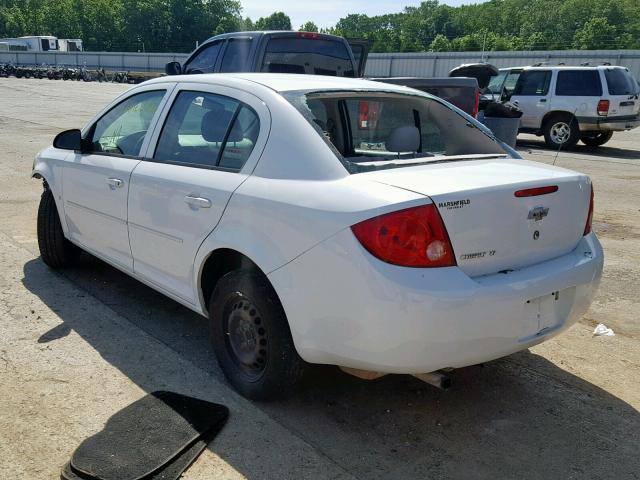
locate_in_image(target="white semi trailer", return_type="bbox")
[0,36,59,52]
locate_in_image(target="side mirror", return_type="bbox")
[165,61,182,76]
[53,129,82,151]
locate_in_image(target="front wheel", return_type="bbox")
[581,131,613,147]
[209,270,305,400]
[37,188,79,268]
[543,115,580,149]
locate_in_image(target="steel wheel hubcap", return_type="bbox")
[550,122,571,144]
[224,297,268,377]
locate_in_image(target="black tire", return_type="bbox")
[37,188,79,268]
[581,131,613,147]
[543,114,580,149]
[209,270,305,400]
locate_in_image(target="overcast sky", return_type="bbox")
[240,0,478,29]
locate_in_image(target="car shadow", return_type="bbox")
[516,137,640,161]
[23,255,640,480]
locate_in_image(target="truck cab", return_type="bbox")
[166,31,366,78]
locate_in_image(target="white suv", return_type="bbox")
[485,65,640,148]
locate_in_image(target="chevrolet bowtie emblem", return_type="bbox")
[528,206,549,221]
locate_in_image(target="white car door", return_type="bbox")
[509,69,552,129]
[61,86,172,271]
[127,83,269,305]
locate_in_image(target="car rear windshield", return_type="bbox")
[605,68,639,95]
[285,90,507,174]
[261,38,355,77]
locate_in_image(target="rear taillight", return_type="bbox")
[297,31,320,39]
[358,101,369,129]
[471,87,480,118]
[357,100,381,129]
[597,100,610,116]
[351,204,456,267]
[584,184,594,235]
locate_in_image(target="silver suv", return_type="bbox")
[485,65,640,148]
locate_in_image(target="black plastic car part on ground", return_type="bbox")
[62,391,228,480]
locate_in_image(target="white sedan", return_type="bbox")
[33,73,603,399]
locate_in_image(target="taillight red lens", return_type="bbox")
[597,100,610,116]
[357,100,381,129]
[472,87,480,118]
[358,101,369,129]
[351,204,456,267]
[584,184,594,235]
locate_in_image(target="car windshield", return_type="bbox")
[484,71,507,94]
[284,90,507,173]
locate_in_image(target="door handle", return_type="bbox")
[107,178,124,189]
[539,98,547,103]
[184,195,211,209]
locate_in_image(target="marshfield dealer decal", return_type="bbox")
[438,199,471,210]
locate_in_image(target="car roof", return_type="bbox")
[500,65,626,71]
[145,73,416,94]
[201,30,346,43]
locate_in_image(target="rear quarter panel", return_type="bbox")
[192,175,426,311]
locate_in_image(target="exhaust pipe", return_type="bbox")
[412,371,451,390]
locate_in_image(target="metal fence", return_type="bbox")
[1,49,639,78]
[365,50,640,79]
[0,51,188,72]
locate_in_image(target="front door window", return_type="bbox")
[87,91,166,156]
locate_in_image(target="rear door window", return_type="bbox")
[513,70,551,96]
[261,37,355,77]
[555,70,602,96]
[184,41,222,74]
[218,106,260,170]
[219,39,252,72]
[154,91,258,171]
[605,68,638,95]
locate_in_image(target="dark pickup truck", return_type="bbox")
[166,31,368,78]
[369,77,480,117]
[165,31,485,116]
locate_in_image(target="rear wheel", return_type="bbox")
[37,187,79,268]
[581,131,613,147]
[209,270,305,400]
[543,114,580,149]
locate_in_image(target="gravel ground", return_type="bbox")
[0,78,638,479]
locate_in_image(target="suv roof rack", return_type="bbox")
[531,62,565,67]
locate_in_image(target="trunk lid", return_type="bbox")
[364,158,591,277]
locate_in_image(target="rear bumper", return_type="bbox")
[577,114,640,132]
[269,230,603,373]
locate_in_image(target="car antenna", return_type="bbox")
[553,107,578,166]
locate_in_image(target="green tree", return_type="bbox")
[2,0,640,53]
[254,11,291,31]
[573,17,618,49]
[430,33,451,52]
[299,21,318,32]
